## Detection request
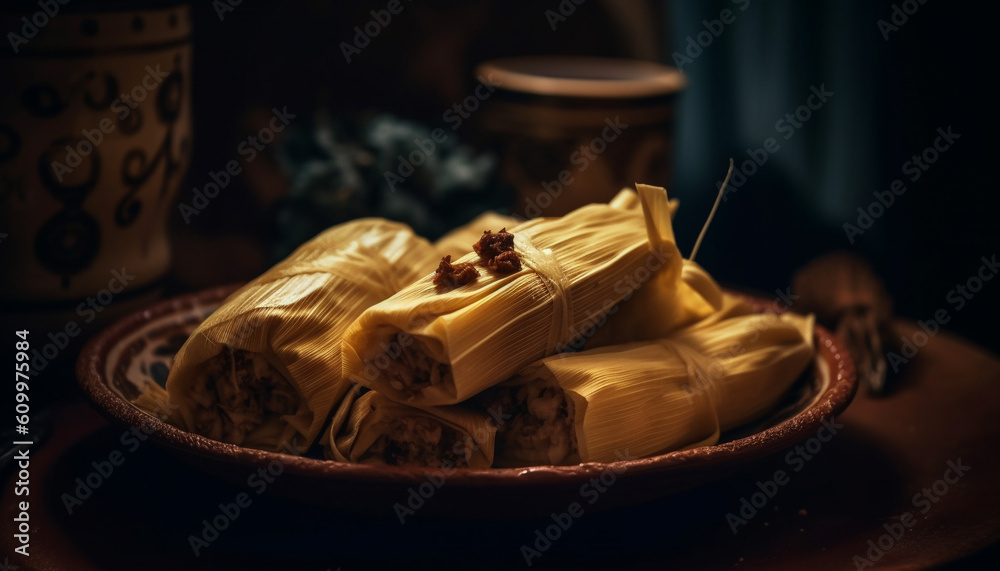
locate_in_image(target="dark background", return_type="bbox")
[2,2,995,347]
[163,0,996,352]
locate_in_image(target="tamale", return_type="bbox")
[157,219,437,453]
[482,311,814,466]
[328,388,496,468]
[672,311,816,430]
[341,184,715,406]
[482,341,721,466]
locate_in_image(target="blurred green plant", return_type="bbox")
[273,112,512,262]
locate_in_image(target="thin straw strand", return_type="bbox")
[690,158,735,262]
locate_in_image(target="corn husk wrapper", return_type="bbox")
[132,383,176,421]
[342,184,715,406]
[492,310,815,465]
[432,192,648,262]
[608,189,753,330]
[495,340,722,465]
[329,389,496,468]
[680,259,756,324]
[434,211,521,260]
[681,259,726,311]
[164,219,437,453]
[580,194,732,348]
[671,311,816,430]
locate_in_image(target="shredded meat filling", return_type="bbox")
[484,379,577,466]
[433,255,479,288]
[365,416,469,467]
[376,339,452,398]
[190,347,300,444]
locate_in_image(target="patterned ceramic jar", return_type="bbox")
[0,4,191,335]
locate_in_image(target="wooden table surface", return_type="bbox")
[2,320,999,570]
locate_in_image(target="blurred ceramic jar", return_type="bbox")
[475,56,684,218]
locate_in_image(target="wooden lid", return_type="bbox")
[475,56,686,99]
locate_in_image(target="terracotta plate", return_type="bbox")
[76,285,857,518]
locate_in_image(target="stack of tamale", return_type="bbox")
[138,184,816,468]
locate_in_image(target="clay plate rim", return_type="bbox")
[76,284,858,488]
